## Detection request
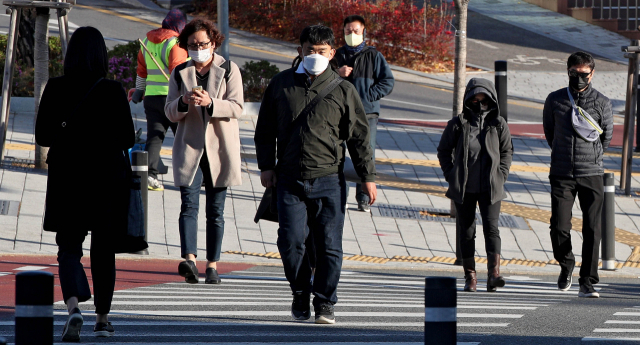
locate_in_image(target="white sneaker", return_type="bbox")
[148,176,164,191]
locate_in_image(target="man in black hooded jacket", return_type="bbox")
[543,51,613,298]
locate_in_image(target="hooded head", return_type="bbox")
[162,9,187,35]
[64,26,108,81]
[463,78,499,119]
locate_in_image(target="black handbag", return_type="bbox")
[113,151,149,253]
[254,76,344,223]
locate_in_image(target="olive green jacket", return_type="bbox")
[254,67,375,182]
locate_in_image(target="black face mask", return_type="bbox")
[569,75,590,91]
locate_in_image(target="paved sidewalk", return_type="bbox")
[2,107,640,277]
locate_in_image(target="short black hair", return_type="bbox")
[64,26,108,78]
[567,51,595,71]
[344,15,365,27]
[299,25,335,48]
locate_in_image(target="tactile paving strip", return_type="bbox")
[370,203,529,230]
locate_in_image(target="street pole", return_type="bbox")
[621,41,639,195]
[217,0,229,60]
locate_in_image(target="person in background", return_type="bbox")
[35,27,135,342]
[543,52,613,298]
[333,15,394,212]
[437,78,513,293]
[165,19,244,285]
[131,9,188,191]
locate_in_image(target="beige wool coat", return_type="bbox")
[165,54,244,187]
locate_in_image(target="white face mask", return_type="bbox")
[302,54,330,75]
[189,49,212,63]
[345,33,364,47]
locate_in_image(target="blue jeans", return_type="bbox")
[356,115,378,204]
[277,173,347,305]
[179,150,227,262]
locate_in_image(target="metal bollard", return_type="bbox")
[601,173,616,270]
[425,277,456,345]
[131,150,149,255]
[15,271,53,345]
[495,60,508,122]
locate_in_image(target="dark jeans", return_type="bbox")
[455,192,502,259]
[179,149,227,262]
[144,95,177,179]
[56,230,115,315]
[549,175,603,285]
[277,173,347,305]
[355,115,378,204]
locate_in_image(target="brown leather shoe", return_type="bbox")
[462,258,477,292]
[487,254,506,292]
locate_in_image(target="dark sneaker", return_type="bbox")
[61,308,83,342]
[578,283,600,298]
[178,260,199,284]
[357,201,370,213]
[314,303,335,324]
[93,322,115,337]
[557,266,574,291]
[291,291,310,320]
[205,267,221,284]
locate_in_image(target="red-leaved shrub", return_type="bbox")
[194,0,454,72]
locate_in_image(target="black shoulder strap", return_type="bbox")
[287,76,344,137]
[222,60,231,83]
[174,61,188,92]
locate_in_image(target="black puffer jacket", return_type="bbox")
[543,84,613,177]
[437,78,513,205]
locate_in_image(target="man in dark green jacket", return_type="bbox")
[254,25,376,325]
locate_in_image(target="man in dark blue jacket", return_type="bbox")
[333,15,394,212]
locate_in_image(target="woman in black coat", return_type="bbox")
[35,27,134,342]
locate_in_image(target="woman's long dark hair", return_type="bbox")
[63,26,108,79]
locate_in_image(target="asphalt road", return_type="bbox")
[1,264,639,344]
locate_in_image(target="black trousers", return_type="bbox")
[144,95,177,179]
[549,175,603,285]
[56,230,115,315]
[455,192,502,259]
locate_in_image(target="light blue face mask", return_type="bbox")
[188,49,212,63]
[302,54,330,75]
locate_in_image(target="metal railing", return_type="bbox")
[570,0,639,31]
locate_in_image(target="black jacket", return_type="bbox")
[437,78,513,205]
[254,67,375,182]
[35,76,135,232]
[543,84,613,177]
[333,46,394,115]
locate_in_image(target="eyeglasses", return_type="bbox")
[187,41,212,50]
[568,69,592,78]
[471,98,489,106]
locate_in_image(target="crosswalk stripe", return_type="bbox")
[3,343,480,345]
[0,320,507,328]
[614,312,640,316]
[51,310,524,318]
[594,329,640,333]
[54,301,538,310]
[605,321,640,324]
[583,337,640,341]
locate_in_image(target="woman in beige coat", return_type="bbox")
[165,19,243,284]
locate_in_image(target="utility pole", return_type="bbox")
[451,0,469,265]
[621,41,639,196]
[217,0,229,60]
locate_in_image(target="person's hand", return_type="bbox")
[361,182,377,205]
[182,91,192,104]
[131,89,144,104]
[338,66,353,78]
[261,170,277,188]
[193,89,212,107]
